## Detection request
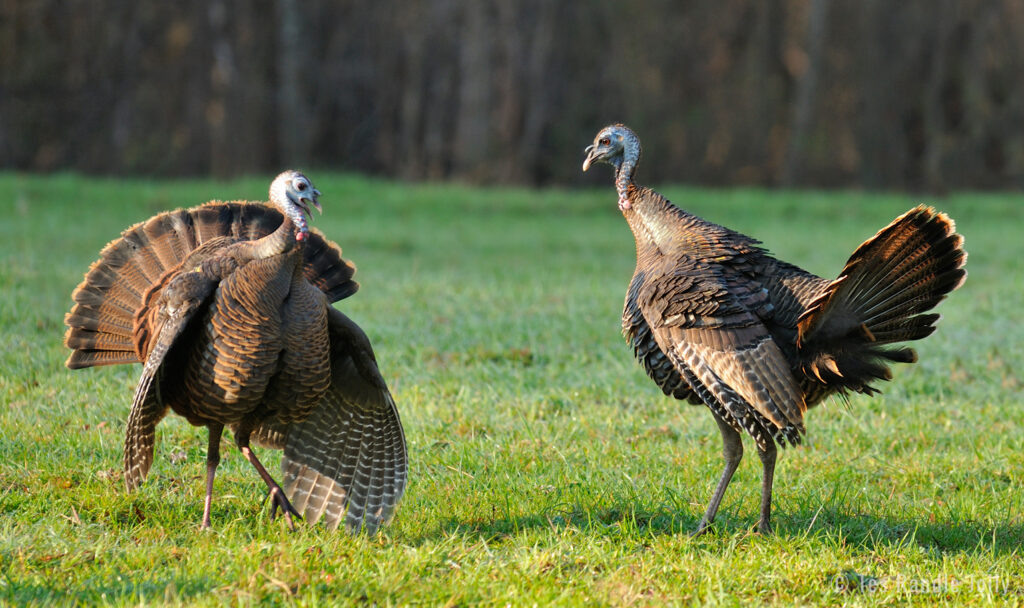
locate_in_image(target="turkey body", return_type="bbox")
[65,171,406,534]
[584,125,966,534]
[170,241,331,429]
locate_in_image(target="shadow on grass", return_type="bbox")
[0,576,221,605]
[429,502,1024,556]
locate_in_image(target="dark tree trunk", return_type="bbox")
[452,1,493,180]
[922,0,954,193]
[208,0,236,177]
[276,0,309,168]
[781,0,831,186]
[516,0,557,183]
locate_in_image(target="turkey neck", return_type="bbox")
[622,187,687,259]
[262,217,300,257]
[243,177,310,260]
[622,186,761,268]
[613,129,681,258]
[246,212,304,260]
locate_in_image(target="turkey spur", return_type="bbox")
[583,125,966,535]
[64,171,406,534]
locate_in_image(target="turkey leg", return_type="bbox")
[234,423,302,530]
[755,441,777,534]
[692,412,743,536]
[200,423,224,529]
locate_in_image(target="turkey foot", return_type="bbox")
[238,444,302,531]
[690,521,716,538]
[267,484,303,530]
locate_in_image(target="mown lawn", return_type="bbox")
[0,172,1021,606]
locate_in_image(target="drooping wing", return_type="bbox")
[623,269,702,404]
[280,307,407,534]
[124,270,217,490]
[639,257,806,449]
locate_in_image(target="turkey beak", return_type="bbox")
[582,144,597,172]
[299,190,322,217]
[311,189,322,214]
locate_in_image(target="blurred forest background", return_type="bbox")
[2,0,1022,190]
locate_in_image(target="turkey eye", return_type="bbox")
[295,180,307,191]
[599,138,610,146]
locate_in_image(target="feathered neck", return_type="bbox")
[622,187,683,256]
[249,215,301,259]
[624,186,762,264]
[610,133,681,252]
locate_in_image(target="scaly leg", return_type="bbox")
[234,423,301,531]
[200,423,224,530]
[755,440,778,534]
[692,413,743,537]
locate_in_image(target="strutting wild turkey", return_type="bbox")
[64,171,406,534]
[582,125,966,535]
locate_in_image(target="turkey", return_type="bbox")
[582,124,966,535]
[64,171,406,534]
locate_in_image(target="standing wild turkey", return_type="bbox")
[582,125,966,535]
[64,171,406,534]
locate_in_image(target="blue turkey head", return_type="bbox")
[582,124,638,172]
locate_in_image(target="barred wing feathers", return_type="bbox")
[280,308,407,534]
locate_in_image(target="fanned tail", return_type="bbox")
[796,205,967,394]
[64,201,358,369]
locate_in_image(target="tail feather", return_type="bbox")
[141,212,197,270]
[876,347,917,363]
[121,230,171,286]
[64,311,133,335]
[77,261,146,301]
[302,233,360,302]
[72,281,142,320]
[66,350,139,369]
[857,237,965,323]
[797,206,966,395]
[65,328,135,352]
[65,200,359,370]
[70,285,137,317]
[824,210,957,314]
[867,320,937,344]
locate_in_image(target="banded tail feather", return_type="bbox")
[64,201,357,370]
[796,206,967,394]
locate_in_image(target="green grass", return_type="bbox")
[1,172,1022,605]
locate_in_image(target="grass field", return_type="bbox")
[0,172,1022,605]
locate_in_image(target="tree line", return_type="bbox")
[2,0,1021,190]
